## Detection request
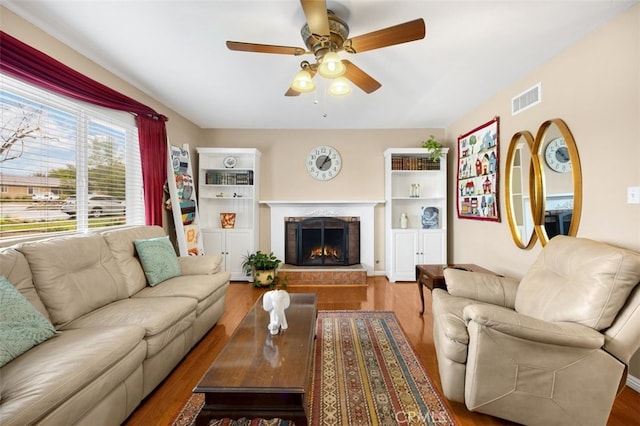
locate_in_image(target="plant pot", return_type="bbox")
[253,269,276,286]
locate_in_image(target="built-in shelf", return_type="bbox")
[384,148,449,282]
[197,147,261,281]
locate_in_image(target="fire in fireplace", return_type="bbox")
[285,216,360,266]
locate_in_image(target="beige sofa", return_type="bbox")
[432,236,640,426]
[0,225,231,426]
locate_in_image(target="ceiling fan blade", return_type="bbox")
[285,88,301,97]
[342,60,381,94]
[300,0,330,36]
[226,41,307,56]
[345,18,426,54]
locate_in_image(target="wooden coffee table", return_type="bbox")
[194,293,317,426]
[416,264,497,315]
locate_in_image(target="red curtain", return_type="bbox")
[136,116,168,227]
[0,31,167,225]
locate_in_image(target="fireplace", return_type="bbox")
[262,200,381,275]
[285,216,360,266]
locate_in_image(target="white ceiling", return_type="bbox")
[4,1,637,129]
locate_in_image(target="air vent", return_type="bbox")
[512,83,541,115]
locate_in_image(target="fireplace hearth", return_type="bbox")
[285,216,360,266]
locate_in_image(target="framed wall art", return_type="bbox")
[456,117,501,222]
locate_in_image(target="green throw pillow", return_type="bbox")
[0,275,57,367]
[134,235,182,286]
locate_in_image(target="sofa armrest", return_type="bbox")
[178,255,223,275]
[444,269,518,308]
[463,304,604,349]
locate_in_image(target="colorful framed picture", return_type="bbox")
[456,117,501,222]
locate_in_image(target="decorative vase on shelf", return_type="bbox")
[263,289,290,335]
[400,212,408,229]
[410,183,421,198]
[220,212,236,228]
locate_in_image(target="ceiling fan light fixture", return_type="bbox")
[291,70,315,93]
[318,51,346,78]
[328,76,352,96]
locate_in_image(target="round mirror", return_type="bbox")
[532,119,582,246]
[505,131,537,249]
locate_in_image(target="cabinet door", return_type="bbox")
[391,230,418,282]
[202,230,225,260]
[419,231,445,265]
[225,230,253,280]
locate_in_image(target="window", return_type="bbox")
[0,74,145,240]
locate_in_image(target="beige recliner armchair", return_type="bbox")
[432,236,640,426]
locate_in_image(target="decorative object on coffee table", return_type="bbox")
[263,289,290,335]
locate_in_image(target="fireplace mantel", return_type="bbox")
[260,200,384,276]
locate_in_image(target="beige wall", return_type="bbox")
[3,3,639,376]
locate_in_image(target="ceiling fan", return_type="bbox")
[226,0,426,96]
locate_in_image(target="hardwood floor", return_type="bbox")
[124,278,640,426]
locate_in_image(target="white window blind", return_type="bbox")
[0,73,145,240]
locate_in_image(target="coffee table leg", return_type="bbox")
[418,280,425,315]
[293,412,308,426]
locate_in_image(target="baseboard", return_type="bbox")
[627,374,640,392]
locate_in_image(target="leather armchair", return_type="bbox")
[432,236,640,426]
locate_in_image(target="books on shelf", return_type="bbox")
[205,170,254,185]
[391,155,440,171]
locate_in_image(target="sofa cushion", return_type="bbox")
[0,326,145,426]
[134,235,181,286]
[515,236,640,330]
[101,225,167,295]
[133,272,230,315]
[17,233,128,328]
[62,296,196,357]
[0,276,57,367]
[0,247,50,320]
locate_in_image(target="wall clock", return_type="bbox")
[544,137,571,173]
[306,145,342,181]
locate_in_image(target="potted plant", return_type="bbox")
[421,135,443,162]
[241,250,283,287]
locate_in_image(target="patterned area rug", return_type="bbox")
[172,311,456,426]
